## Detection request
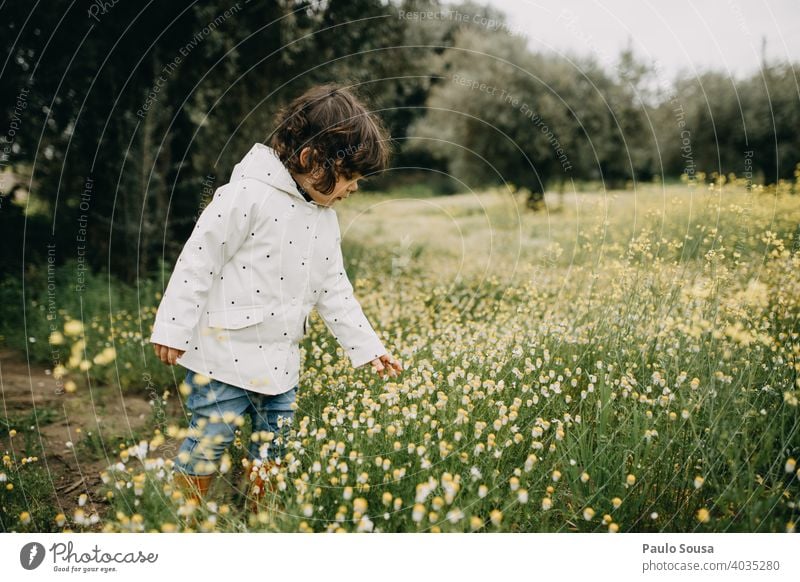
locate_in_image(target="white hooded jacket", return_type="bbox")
[149,142,387,395]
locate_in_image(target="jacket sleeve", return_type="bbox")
[149,180,259,349]
[314,220,387,368]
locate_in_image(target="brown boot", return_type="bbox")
[173,471,215,505]
[246,459,279,513]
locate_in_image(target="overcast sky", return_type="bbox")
[480,0,800,80]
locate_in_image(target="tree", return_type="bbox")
[409,25,589,209]
[1,0,438,281]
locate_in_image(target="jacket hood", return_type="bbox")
[229,143,320,206]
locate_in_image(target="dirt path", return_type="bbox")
[0,349,180,531]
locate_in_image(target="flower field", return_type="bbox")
[3,177,799,533]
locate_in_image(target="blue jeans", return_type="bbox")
[172,370,298,476]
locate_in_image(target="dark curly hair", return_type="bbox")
[269,84,392,195]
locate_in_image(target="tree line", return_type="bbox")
[1,0,797,283]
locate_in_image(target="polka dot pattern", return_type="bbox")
[149,143,387,396]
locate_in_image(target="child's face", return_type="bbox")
[306,171,362,206]
[294,146,363,206]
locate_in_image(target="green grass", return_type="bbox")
[0,462,59,533]
[1,407,58,441]
[3,182,799,532]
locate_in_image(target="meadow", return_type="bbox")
[2,174,799,533]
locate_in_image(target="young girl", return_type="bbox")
[150,84,403,511]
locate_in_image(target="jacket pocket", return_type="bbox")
[208,305,265,330]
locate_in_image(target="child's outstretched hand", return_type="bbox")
[370,354,403,379]
[153,343,185,366]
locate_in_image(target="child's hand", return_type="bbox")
[152,343,185,366]
[370,354,403,379]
